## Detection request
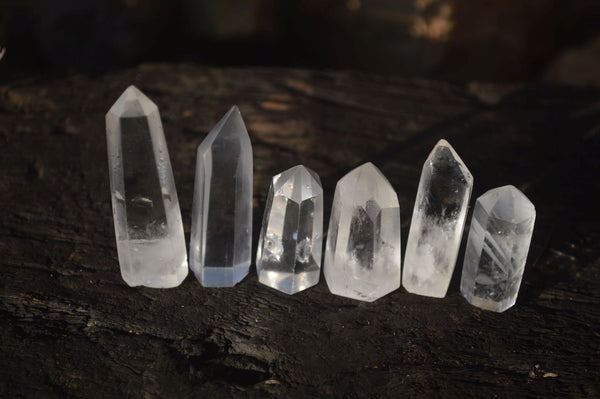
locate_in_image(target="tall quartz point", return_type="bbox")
[190,106,253,287]
[460,185,536,312]
[403,139,473,298]
[256,165,323,294]
[106,85,188,288]
[324,163,401,302]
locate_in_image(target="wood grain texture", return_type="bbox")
[1,64,599,398]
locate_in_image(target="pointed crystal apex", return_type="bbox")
[337,162,399,209]
[257,165,324,294]
[108,85,158,118]
[190,106,253,287]
[461,185,536,312]
[199,105,249,150]
[275,165,322,203]
[478,185,535,224]
[105,86,188,288]
[324,163,401,302]
[427,139,473,183]
[433,138,454,152]
[403,139,473,298]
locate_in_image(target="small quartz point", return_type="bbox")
[106,85,188,288]
[324,163,401,302]
[190,106,253,287]
[256,165,323,294]
[460,185,536,312]
[403,139,473,298]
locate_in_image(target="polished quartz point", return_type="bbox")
[460,185,536,312]
[403,139,473,298]
[324,162,401,302]
[256,165,323,294]
[106,85,188,288]
[190,106,253,287]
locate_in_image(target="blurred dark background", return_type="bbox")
[2,0,600,85]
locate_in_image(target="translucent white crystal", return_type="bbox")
[324,163,401,302]
[460,185,536,312]
[189,106,253,287]
[106,86,188,288]
[256,165,323,294]
[402,139,473,298]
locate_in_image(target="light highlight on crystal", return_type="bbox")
[460,185,536,312]
[324,163,401,302]
[256,165,323,294]
[106,85,188,288]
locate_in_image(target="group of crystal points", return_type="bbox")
[106,87,252,289]
[106,86,536,312]
[403,140,536,312]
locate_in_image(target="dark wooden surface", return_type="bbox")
[1,64,599,398]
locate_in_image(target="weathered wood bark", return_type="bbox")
[1,64,599,398]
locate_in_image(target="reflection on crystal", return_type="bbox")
[256,165,323,294]
[324,163,401,302]
[403,139,473,298]
[460,185,536,312]
[189,106,253,287]
[106,86,188,288]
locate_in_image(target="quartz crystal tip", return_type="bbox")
[106,85,188,288]
[460,185,536,312]
[324,162,402,302]
[256,165,324,294]
[107,85,158,119]
[402,139,473,298]
[189,105,253,287]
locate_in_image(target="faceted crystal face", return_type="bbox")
[189,106,253,287]
[403,139,473,298]
[106,85,188,288]
[460,185,536,312]
[324,163,401,302]
[256,165,323,294]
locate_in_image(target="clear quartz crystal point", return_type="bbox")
[106,85,188,288]
[190,106,253,287]
[460,185,536,312]
[324,162,401,302]
[256,165,323,294]
[402,139,473,298]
